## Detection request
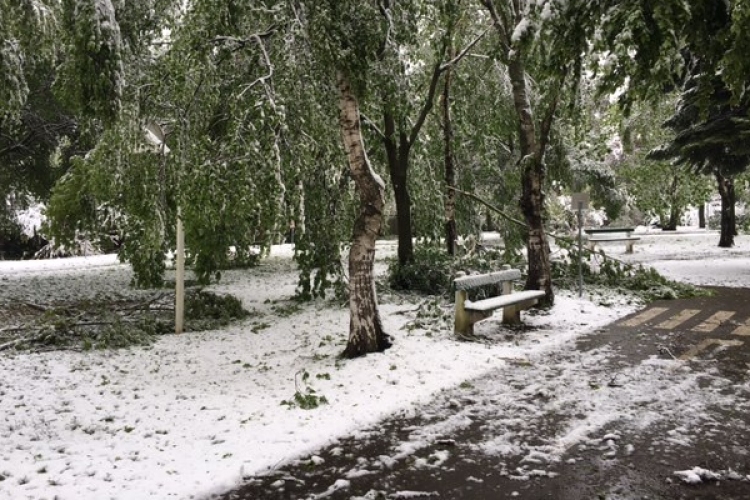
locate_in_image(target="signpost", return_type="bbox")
[570,193,590,298]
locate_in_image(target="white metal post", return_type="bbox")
[175,209,185,334]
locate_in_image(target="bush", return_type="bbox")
[387,244,523,296]
[0,214,47,259]
[552,245,708,301]
[707,213,750,232]
[185,290,249,329]
[388,246,454,295]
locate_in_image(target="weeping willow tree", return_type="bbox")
[46,1,294,286]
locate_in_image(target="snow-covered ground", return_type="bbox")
[0,228,748,500]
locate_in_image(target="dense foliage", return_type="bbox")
[3,1,749,358]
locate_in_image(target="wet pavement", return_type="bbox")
[212,287,750,500]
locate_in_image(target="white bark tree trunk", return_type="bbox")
[337,72,391,357]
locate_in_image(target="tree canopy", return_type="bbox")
[3,0,750,356]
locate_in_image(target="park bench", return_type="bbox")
[454,266,546,336]
[584,227,639,254]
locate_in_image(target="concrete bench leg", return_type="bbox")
[454,290,473,335]
[502,304,521,325]
[501,281,520,324]
[625,241,634,253]
[502,297,542,325]
[455,290,493,336]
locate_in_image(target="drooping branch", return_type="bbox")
[537,73,565,160]
[237,33,277,103]
[210,27,276,50]
[479,0,510,53]
[407,60,445,147]
[440,26,491,72]
[448,186,527,228]
[449,186,629,264]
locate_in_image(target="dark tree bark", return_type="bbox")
[483,0,557,306]
[716,171,736,247]
[508,58,555,305]
[383,116,414,265]
[698,203,706,228]
[382,58,444,266]
[442,48,457,256]
[378,2,483,266]
[664,175,679,230]
[337,72,391,358]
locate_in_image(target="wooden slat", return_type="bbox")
[454,269,522,290]
[584,227,634,235]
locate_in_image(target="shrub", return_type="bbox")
[707,213,750,232]
[552,245,708,301]
[185,290,249,329]
[388,246,454,295]
[387,244,523,297]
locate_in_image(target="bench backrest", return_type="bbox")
[454,269,521,290]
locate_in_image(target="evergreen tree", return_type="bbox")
[650,76,750,245]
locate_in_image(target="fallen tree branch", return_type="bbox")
[0,338,25,351]
[23,302,50,312]
[448,186,630,266]
[448,186,527,228]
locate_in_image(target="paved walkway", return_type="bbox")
[213,287,750,500]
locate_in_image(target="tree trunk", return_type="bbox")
[507,58,554,306]
[665,206,679,230]
[442,54,457,256]
[383,111,414,265]
[519,155,554,305]
[716,172,736,247]
[664,175,679,230]
[337,72,391,358]
[393,155,413,265]
[698,203,706,228]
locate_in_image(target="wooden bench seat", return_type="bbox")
[454,267,545,336]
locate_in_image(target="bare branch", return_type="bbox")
[407,60,444,147]
[479,0,511,54]
[377,0,394,54]
[238,34,276,105]
[360,113,385,139]
[449,186,527,228]
[440,26,491,71]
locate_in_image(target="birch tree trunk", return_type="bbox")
[337,72,391,358]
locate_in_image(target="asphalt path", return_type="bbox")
[213,287,750,500]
